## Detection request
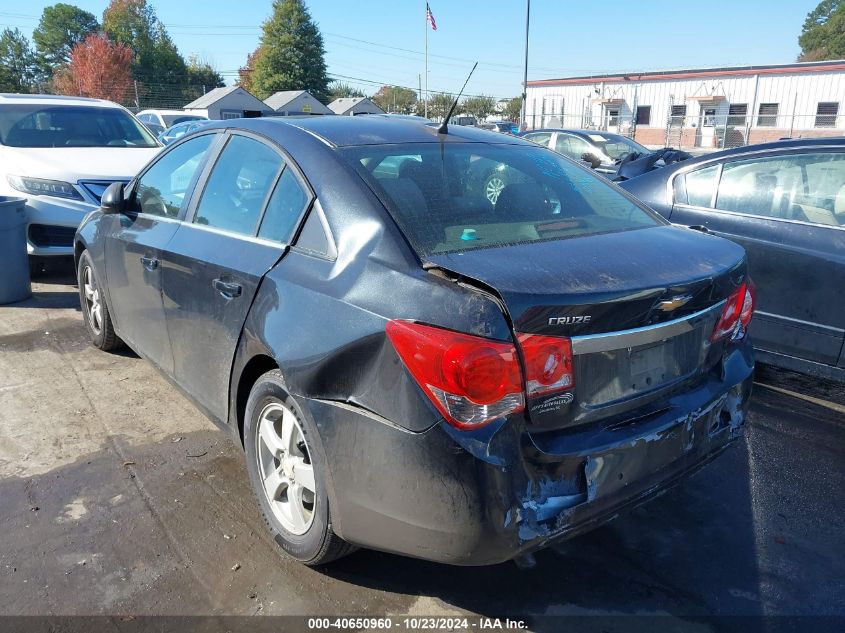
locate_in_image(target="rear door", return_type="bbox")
[104,132,217,373]
[670,149,845,367]
[161,131,313,421]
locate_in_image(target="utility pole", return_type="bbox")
[519,0,530,130]
[424,1,429,118]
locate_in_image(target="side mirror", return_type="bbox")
[101,181,126,214]
[581,152,602,169]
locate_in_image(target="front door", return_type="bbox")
[105,133,217,373]
[671,150,845,368]
[697,107,716,148]
[161,132,312,421]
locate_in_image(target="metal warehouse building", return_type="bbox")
[525,60,845,149]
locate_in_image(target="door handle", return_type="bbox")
[140,255,159,270]
[212,278,242,299]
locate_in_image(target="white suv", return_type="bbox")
[0,94,162,259]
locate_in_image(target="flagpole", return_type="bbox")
[424,1,428,119]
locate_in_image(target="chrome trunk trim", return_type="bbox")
[571,300,726,355]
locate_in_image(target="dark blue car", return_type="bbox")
[74,116,755,566]
[621,137,845,383]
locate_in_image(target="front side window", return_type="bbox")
[193,135,282,235]
[715,152,845,226]
[134,134,214,217]
[554,134,592,160]
[678,164,720,207]
[0,105,158,148]
[342,142,661,256]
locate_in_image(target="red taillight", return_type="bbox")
[516,333,575,396]
[386,320,524,429]
[712,278,756,342]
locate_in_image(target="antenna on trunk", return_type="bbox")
[438,62,478,134]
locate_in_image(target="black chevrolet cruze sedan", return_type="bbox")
[74,116,755,566]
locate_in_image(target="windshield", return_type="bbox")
[0,105,159,148]
[342,142,661,256]
[162,114,205,126]
[586,133,649,161]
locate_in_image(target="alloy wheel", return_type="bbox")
[485,176,506,205]
[82,266,102,335]
[255,402,316,535]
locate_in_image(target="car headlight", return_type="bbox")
[7,175,84,201]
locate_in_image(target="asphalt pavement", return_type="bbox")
[0,262,843,631]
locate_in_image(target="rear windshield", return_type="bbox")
[162,114,205,126]
[342,142,661,256]
[0,105,158,148]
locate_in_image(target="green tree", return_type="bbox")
[237,45,262,93]
[33,3,100,69]
[102,0,187,86]
[798,0,845,61]
[329,81,365,100]
[461,95,496,122]
[183,55,225,103]
[0,28,38,93]
[503,96,522,122]
[426,92,454,122]
[250,0,330,101]
[372,85,417,114]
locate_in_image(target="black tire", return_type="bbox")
[243,370,355,566]
[77,250,122,351]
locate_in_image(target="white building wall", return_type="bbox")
[525,68,845,146]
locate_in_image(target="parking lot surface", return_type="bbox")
[1,263,843,628]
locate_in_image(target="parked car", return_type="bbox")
[620,137,845,382]
[75,117,755,567]
[158,119,214,145]
[136,108,207,131]
[477,121,518,135]
[0,94,161,262]
[522,128,652,175]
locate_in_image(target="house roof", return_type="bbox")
[264,90,307,110]
[527,59,845,87]
[327,97,384,114]
[184,86,240,109]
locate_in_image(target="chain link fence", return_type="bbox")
[38,81,219,113]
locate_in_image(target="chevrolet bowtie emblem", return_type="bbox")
[658,295,693,312]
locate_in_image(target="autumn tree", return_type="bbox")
[237,46,262,93]
[33,3,100,69]
[53,33,133,103]
[798,1,845,60]
[461,95,496,122]
[0,28,38,93]
[372,85,417,114]
[249,0,330,101]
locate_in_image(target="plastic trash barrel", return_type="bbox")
[0,196,32,304]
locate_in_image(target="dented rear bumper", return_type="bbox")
[306,343,754,566]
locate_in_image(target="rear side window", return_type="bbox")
[677,164,719,207]
[135,134,213,217]
[258,168,309,243]
[194,135,282,235]
[342,142,660,256]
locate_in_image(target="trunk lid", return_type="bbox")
[424,226,747,431]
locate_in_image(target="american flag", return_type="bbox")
[426,3,437,31]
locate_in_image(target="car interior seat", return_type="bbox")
[494,182,551,222]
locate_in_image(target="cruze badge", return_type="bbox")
[658,295,693,312]
[548,315,591,326]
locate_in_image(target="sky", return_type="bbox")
[2,0,819,100]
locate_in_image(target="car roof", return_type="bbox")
[204,115,533,148]
[0,93,120,108]
[677,136,845,165]
[525,128,633,141]
[138,108,202,116]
